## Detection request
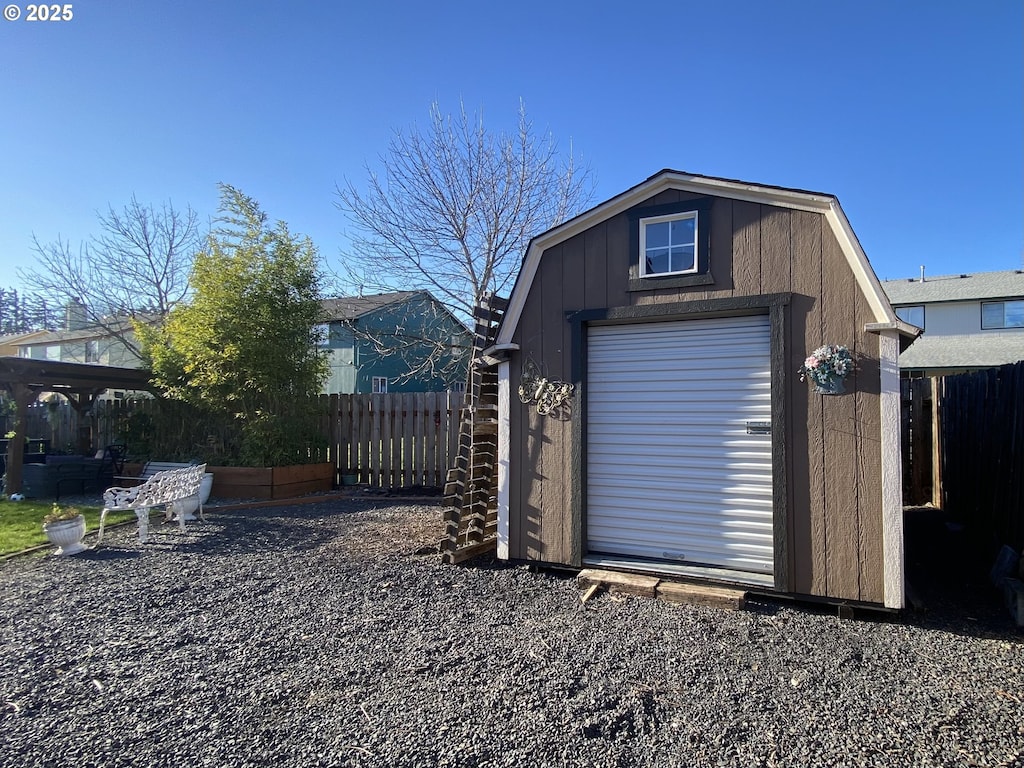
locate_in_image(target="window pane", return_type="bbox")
[670,217,695,246]
[645,248,669,274]
[1006,301,1024,328]
[982,302,1004,329]
[896,305,924,328]
[670,245,695,272]
[645,221,669,248]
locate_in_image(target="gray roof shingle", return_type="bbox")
[882,270,1024,305]
[320,291,422,321]
[899,332,1024,370]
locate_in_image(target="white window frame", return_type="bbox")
[372,376,388,394]
[981,300,1024,329]
[639,211,699,278]
[85,339,100,363]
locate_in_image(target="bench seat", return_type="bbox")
[97,464,208,545]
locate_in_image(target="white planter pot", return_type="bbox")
[171,473,213,521]
[43,515,88,556]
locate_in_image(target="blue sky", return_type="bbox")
[0,0,1020,297]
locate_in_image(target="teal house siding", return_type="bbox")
[320,291,470,394]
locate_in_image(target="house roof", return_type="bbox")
[496,169,912,346]
[881,270,1024,305]
[7,314,149,346]
[321,291,422,321]
[0,330,49,346]
[899,332,1024,371]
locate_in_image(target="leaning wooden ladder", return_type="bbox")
[440,293,507,564]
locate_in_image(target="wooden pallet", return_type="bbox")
[577,569,748,610]
[441,294,507,564]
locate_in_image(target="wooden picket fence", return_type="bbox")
[9,392,465,491]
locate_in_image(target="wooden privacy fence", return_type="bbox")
[320,392,464,489]
[12,392,465,490]
[936,361,1024,554]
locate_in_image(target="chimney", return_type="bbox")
[919,265,925,283]
[64,298,88,331]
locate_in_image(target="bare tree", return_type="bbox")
[19,197,203,361]
[335,101,594,320]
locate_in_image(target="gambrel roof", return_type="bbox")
[495,169,916,347]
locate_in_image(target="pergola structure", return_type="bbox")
[0,356,154,494]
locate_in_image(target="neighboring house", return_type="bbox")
[487,169,916,610]
[318,291,470,394]
[0,330,48,357]
[11,321,143,369]
[881,269,1024,377]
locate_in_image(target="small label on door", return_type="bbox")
[746,421,772,435]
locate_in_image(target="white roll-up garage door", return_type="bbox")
[586,315,774,575]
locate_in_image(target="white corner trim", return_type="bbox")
[496,361,511,560]
[878,330,905,609]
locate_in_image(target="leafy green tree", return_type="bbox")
[140,185,329,466]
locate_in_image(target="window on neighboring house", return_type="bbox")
[372,376,388,393]
[629,198,713,290]
[314,323,331,347]
[85,340,100,363]
[982,300,1024,329]
[450,334,467,357]
[449,381,466,394]
[896,305,925,329]
[45,345,60,361]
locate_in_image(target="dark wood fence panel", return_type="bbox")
[938,361,1024,555]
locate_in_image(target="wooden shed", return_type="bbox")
[486,170,917,610]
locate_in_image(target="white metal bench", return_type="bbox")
[112,460,194,486]
[96,464,208,545]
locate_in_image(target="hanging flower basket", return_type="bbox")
[798,344,854,396]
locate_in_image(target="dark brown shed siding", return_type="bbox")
[508,194,885,604]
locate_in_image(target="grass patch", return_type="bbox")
[0,500,136,556]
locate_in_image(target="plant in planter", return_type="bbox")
[798,344,855,395]
[42,503,88,556]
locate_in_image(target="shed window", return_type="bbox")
[640,212,697,277]
[982,300,1024,329]
[628,197,713,290]
[895,305,925,329]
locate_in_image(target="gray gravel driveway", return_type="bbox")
[2,498,1022,767]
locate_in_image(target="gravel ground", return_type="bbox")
[1,498,1022,768]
